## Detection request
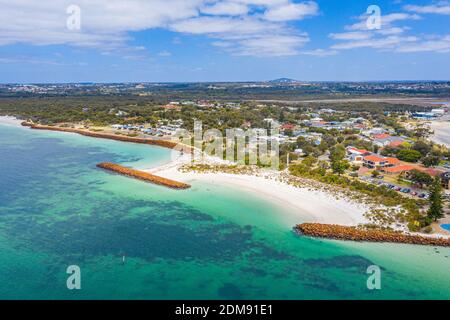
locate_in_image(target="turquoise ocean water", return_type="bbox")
[0,123,449,299]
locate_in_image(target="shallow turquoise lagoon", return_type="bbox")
[0,123,449,299]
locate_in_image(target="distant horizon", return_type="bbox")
[3,79,450,85]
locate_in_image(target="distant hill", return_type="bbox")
[267,78,299,84]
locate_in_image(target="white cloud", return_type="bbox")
[329,32,371,41]
[264,1,318,21]
[405,3,450,15]
[331,35,419,50]
[300,49,337,57]
[201,1,249,16]
[231,34,309,56]
[170,16,272,34]
[0,0,319,57]
[325,7,450,55]
[0,0,201,50]
[158,50,172,56]
[170,2,317,56]
[0,57,65,65]
[396,35,450,53]
[172,16,309,56]
[345,13,421,31]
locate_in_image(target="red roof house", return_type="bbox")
[373,133,390,139]
[383,165,415,174]
[389,140,405,148]
[281,123,296,131]
[385,157,401,166]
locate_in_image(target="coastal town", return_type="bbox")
[3,94,449,242]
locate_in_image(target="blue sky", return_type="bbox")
[0,0,449,83]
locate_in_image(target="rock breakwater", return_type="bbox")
[22,123,191,151]
[97,162,191,189]
[295,223,450,247]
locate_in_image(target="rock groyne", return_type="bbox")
[295,223,450,247]
[97,162,191,189]
[22,123,191,151]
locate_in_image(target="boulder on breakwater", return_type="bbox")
[295,223,450,247]
[97,162,190,190]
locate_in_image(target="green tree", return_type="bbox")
[422,155,440,167]
[427,177,444,222]
[397,149,422,163]
[412,141,431,157]
[408,169,433,187]
[371,170,381,178]
[330,145,346,162]
[302,155,317,167]
[331,160,350,175]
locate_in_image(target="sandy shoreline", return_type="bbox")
[4,115,448,237]
[0,116,24,127]
[430,116,450,148]
[149,156,370,226]
[0,115,370,226]
[151,160,450,240]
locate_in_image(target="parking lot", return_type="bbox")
[358,175,429,199]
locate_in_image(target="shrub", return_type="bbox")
[422,226,433,234]
[397,149,422,163]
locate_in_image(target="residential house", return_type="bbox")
[346,147,371,164]
[384,157,401,167]
[363,155,388,169]
[162,103,181,110]
[383,165,415,175]
[361,127,385,137]
[281,123,296,133]
[115,110,128,117]
[373,135,406,147]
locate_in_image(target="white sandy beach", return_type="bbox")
[0,115,369,226]
[149,155,370,226]
[150,157,450,239]
[0,116,23,126]
[430,115,450,148]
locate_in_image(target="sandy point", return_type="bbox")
[148,156,371,227]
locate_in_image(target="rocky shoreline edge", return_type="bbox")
[295,223,450,247]
[21,122,192,152]
[97,162,191,189]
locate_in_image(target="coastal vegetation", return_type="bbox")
[288,158,440,232]
[427,177,444,222]
[0,95,437,131]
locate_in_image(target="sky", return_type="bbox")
[0,0,449,83]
